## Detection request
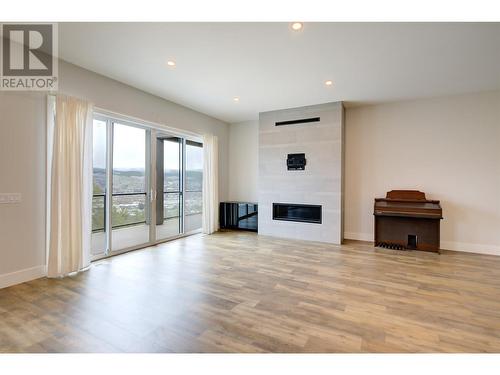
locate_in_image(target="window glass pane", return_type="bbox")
[93,119,107,195]
[185,191,202,216]
[113,123,146,194]
[111,123,149,251]
[185,141,203,232]
[156,136,181,240]
[157,191,181,239]
[112,123,148,232]
[92,196,105,232]
[164,192,180,219]
[112,194,146,228]
[92,119,107,256]
[185,141,203,192]
[163,138,180,192]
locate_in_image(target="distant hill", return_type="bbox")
[93,168,202,194]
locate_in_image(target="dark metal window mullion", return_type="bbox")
[112,192,147,197]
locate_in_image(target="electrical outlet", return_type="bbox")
[0,193,22,204]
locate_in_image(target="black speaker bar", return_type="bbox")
[275,117,320,126]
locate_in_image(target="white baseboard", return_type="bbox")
[0,265,47,289]
[440,241,500,256]
[344,232,500,256]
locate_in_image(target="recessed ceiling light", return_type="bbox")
[233,97,240,102]
[167,60,176,67]
[291,22,303,31]
[325,80,333,86]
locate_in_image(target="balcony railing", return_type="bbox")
[92,190,202,233]
[185,190,202,215]
[163,190,202,219]
[92,192,147,233]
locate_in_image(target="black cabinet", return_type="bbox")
[220,202,258,232]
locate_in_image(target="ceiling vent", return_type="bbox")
[275,117,320,126]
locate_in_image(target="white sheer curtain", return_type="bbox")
[46,95,93,278]
[202,134,219,234]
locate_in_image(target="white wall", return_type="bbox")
[0,60,229,288]
[228,121,259,202]
[345,90,500,254]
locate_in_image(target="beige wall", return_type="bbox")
[0,92,47,282]
[0,60,229,287]
[345,90,500,254]
[228,121,259,202]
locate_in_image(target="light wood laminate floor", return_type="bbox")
[1,230,500,353]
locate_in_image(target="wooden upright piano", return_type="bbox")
[374,190,443,253]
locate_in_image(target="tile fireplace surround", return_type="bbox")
[258,102,345,244]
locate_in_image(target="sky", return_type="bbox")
[93,121,203,170]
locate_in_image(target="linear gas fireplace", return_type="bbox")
[272,203,322,224]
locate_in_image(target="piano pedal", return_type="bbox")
[376,242,406,251]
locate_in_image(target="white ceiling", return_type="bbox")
[59,23,500,123]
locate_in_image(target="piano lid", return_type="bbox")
[386,190,426,201]
[374,190,442,219]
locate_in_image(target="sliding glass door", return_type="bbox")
[91,117,150,258]
[90,114,203,260]
[111,123,150,251]
[184,140,203,233]
[155,134,203,241]
[156,136,182,240]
